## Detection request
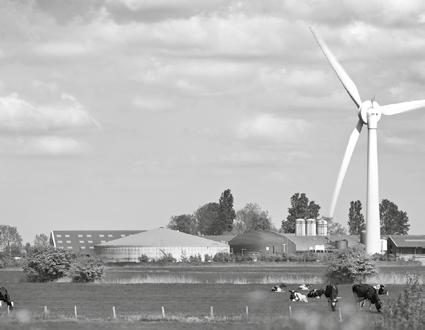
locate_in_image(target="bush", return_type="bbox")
[155,253,176,264]
[257,253,287,262]
[188,254,202,263]
[213,252,234,263]
[234,254,254,262]
[325,246,377,284]
[23,247,75,282]
[139,254,149,263]
[68,256,104,283]
[377,274,425,330]
[204,254,212,263]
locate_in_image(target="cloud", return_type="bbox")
[132,96,173,112]
[0,93,99,134]
[25,136,90,156]
[236,114,309,143]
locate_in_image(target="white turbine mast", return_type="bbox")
[310,27,425,254]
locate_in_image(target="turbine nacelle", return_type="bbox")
[359,100,381,127]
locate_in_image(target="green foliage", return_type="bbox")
[212,252,234,262]
[68,256,104,283]
[167,214,198,235]
[348,200,365,234]
[377,274,425,330]
[188,254,202,263]
[0,225,23,256]
[204,254,212,263]
[219,189,236,232]
[23,246,75,282]
[33,233,50,248]
[195,202,222,235]
[327,221,348,235]
[257,253,287,262]
[281,193,321,233]
[380,199,410,234]
[325,246,377,284]
[139,254,149,263]
[155,253,176,264]
[234,203,272,233]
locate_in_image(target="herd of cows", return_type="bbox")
[271,283,388,312]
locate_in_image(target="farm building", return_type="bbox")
[50,230,144,254]
[229,231,296,255]
[94,227,230,262]
[387,235,425,263]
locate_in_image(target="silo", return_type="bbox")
[295,218,305,236]
[306,219,316,236]
[316,219,328,236]
[380,239,387,253]
[360,230,366,244]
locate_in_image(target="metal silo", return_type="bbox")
[316,219,328,236]
[306,218,316,236]
[295,218,305,236]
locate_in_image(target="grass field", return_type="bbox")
[0,264,423,329]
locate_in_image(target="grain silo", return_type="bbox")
[306,219,316,236]
[295,218,306,236]
[316,219,328,236]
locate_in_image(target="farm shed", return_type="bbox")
[229,231,296,255]
[94,227,230,262]
[280,234,331,253]
[387,235,425,264]
[50,230,144,255]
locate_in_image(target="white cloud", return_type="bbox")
[132,96,173,112]
[26,136,89,156]
[0,93,99,133]
[236,114,309,143]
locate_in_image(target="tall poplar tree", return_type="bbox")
[380,199,410,235]
[348,200,365,234]
[281,193,321,233]
[219,189,236,232]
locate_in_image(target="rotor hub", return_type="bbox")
[359,100,381,127]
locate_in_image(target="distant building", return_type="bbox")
[229,231,296,255]
[387,235,425,263]
[94,227,230,262]
[49,230,144,254]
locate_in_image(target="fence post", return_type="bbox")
[338,307,343,322]
[74,305,78,319]
[43,306,48,319]
[161,306,165,318]
[112,306,116,320]
[245,305,249,319]
[210,306,214,318]
[289,305,292,319]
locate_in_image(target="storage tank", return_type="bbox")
[295,218,305,236]
[316,219,327,236]
[336,239,348,250]
[380,239,387,253]
[306,218,316,236]
[360,230,366,244]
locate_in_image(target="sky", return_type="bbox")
[1,0,425,243]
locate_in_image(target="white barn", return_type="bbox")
[94,227,229,262]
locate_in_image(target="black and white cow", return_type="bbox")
[271,283,287,292]
[352,284,382,312]
[307,288,325,298]
[324,284,339,311]
[0,287,13,310]
[373,284,389,295]
[298,284,312,291]
[289,290,308,303]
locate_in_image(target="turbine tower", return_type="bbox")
[310,27,425,254]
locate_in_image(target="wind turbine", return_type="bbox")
[310,27,425,254]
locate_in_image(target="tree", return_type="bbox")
[67,256,104,283]
[325,246,377,284]
[328,221,348,235]
[167,214,198,235]
[281,193,321,233]
[348,200,365,235]
[195,202,223,235]
[34,233,50,248]
[219,189,236,232]
[234,203,272,233]
[380,199,410,235]
[0,225,23,256]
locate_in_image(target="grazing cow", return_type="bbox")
[298,284,311,291]
[307,288,325,298]
[324,284,339,311]
[373,284,389,295]
[352,284,382,312]
[289,290,308,303]
[0,287,13,310]
[271,283,287,292]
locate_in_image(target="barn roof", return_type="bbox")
[203,233,235,244]
[388,235,425,248]
[229,231,289,246]
[50,230,145,253]
[97,228,229,247]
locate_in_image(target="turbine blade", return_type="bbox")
[329,120,363,218]
[381,99,425,116]
[310,26,362,108]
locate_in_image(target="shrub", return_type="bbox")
[155,253,176,264]
[68,256,104,283]
[257,253,287,262]
[234,254,253,262]
[188,254,202,263]
[325,246,377,284]
[213,252,234,263]
[23,246,75,282]
[139,254,149,263]
[204,254,212,263]
[376,274,425,330]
